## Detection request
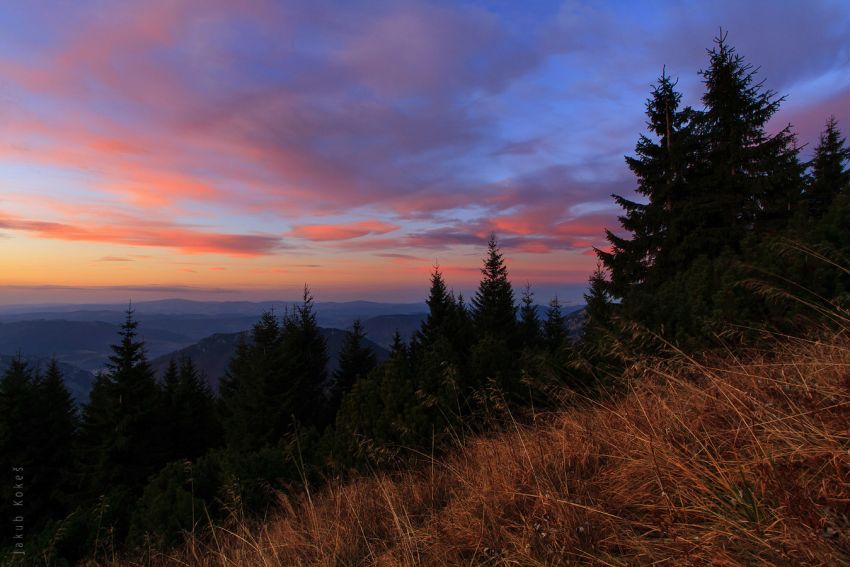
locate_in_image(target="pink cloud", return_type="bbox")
[377,253,429,262]
[0,0,547,223]
[0,211,284,256]
[289,220,400,241]
[776,85,850,154]
[553,213,619,238]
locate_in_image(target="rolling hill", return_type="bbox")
[150,327,390,392]
[0,319,193,371]
[0,355,95,404]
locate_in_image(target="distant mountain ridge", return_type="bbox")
[0,355,94,404]
[0,319,192,371]
[0,300,584,402]
[0,300,429,371]
[150,327,390,392]
[0,298,428,318]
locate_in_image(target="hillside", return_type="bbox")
[144,336,849,565]
[357,313,425,347]
[0,299,428,353]
[0,319,193,371]
[0,301,428,339]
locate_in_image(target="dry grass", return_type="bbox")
[129,335,850,566]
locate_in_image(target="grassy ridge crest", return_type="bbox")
[119,333,850,566]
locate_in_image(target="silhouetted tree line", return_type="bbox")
[2,32,849,564]
[586,32,850,347]
[1,236,585,564]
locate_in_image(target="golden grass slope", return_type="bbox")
[139,336,850,566]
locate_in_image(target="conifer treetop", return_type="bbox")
[472,234,517,335]
[107,304,149,375]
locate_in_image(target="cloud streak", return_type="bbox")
[0,212,285,256]
[289,220,400,241]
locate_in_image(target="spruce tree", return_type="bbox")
[333,328,428,468]
[28,360,78,526]
[411,265,474,410]
[600,67,697,298]
[471,235,517,337]
[389,330,407,358]
[519,283,542,349]
[696,30,801,239]
[162,359,179,403]
[582,263,614,346]
[164,356,221,461]
[328,319,377,419]
[0,356,35,458]
[788,117,850,310]
[412,266,454,350]
[470,235,521,398]
[543,296,567,352]
[219,311,286,452]
[0,356,37,547]
[807,116,850,217]
[281,286,329,429]
[596,34,805,343]
[79,307,166,492]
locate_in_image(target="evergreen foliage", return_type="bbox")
[543,296,567,352]
[413,266,454,349]
[281,285,329,429]
[219,311,286,452]
[28,360,78,527]
[471,235,517,338]
[164,356,221,461]
[79,307,167,492]
[696,31,801,238]
[328,319,377,418]
[519,283,542,349]
[0,357,38,548]
[599,67,697,302]
[807,116,850,218]
[590,31,826,345]
[332,333,424,468]
[582,263,614,345]
[469,235,522,399]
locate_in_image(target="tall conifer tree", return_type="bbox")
[471,235,517,337]
[281,286,329,429]
[164,356,220,461]
[28,360,78,524]
[413,266,454,350]
[582,263,614,346]
[79,307,166,491]
[470,235,521,397]
[328,320,377,419]
[519,283,542,349]
[219,311,286,452]
[0,357,37,547]
[598,66,698,323]
[544,296,567,352]
[595,33,804,343]
[807,116,850,217]
[696,30,801,238]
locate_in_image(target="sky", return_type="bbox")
[1,0,849,305]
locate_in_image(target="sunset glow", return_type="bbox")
[1,1,848,303]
